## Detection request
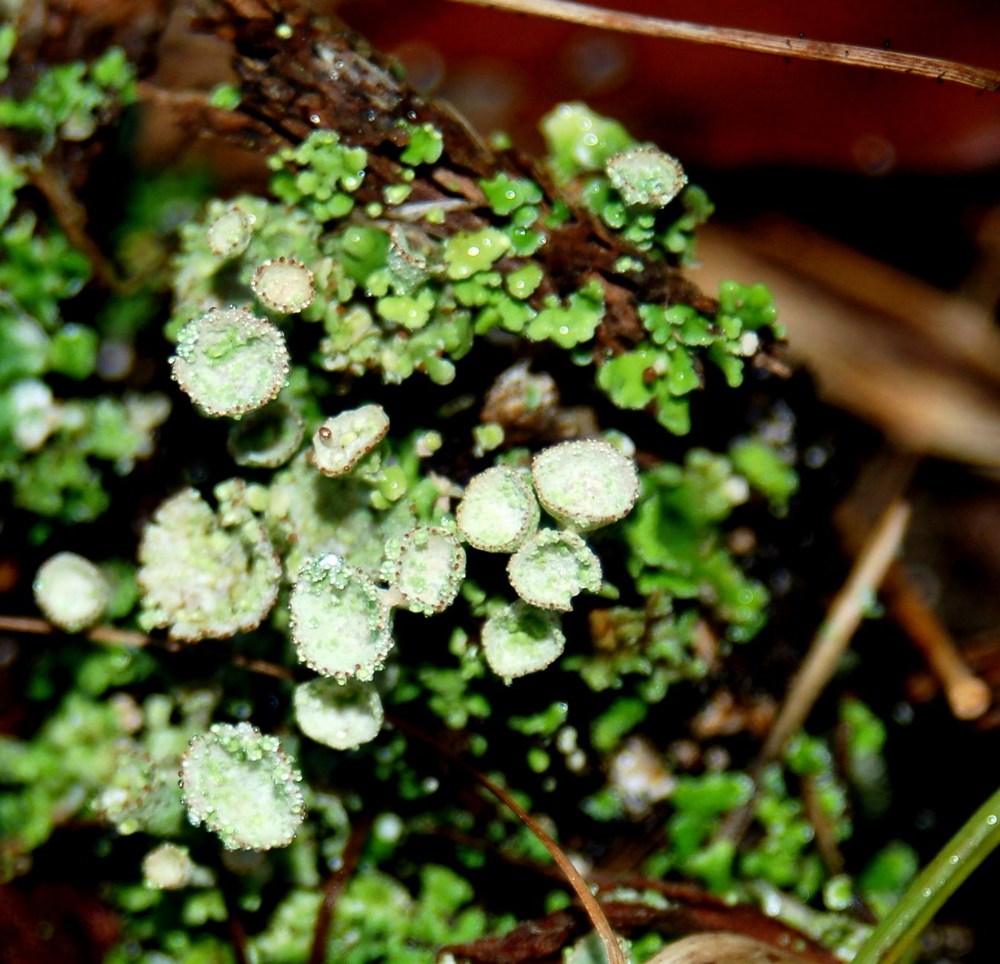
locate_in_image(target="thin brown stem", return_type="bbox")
[447,0,1000,92]
[760,498,911,763]
[0,614,152,648]
[388,713,626,964]
[309,815,371,964]
[717,498,911,846]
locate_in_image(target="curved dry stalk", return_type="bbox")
[389,713,625,964]
[447,0,1000,92]
[760,498,911,763]
[717,498,911,846]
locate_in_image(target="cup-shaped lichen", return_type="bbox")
[251,256,315,314]
[293,677,384,750]
[137,487,281,641]
[227,400,304,469]
[180,722,304,851]
[507,529,602,611]
[309,403,390,477]
[531,439,639,531]
[170,306,290,417]
[456,465,540,553]
[207,205,252,259]
[33,551,109,632]
[481,601,566,682]
[605,145,687,208]
[289,554,394,681]
[389,525,466,615]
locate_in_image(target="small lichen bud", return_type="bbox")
[142,843,195,890]
[456,465,540,553]
[294,677,384,750]
[308,404,390,477]
[180,722,304,851]
[251,256,315,314]
[207,205,252,258]
[507,529,602,611]
[605,145,687,208]
[390,525,466,615]
[33,552,109,632]
[531,439,639,531]
[170,306,290,418]
[289,554,394,681]
[481,602,566,682]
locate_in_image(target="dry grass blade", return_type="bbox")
[446,0,1000,91]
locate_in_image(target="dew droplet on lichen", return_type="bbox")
[33,551,109,632]
[289,554,394,680]
[137,487,281,641]
[531,438,639,531]
[293,677,384,749]
[170,306,290,418]
[308,403,390,477]
[456,465,539,553]
[180,722,304,851]
[390,525,466,614]
[251,257,315,314]
[481,601,566,682]
[507,529,602,611]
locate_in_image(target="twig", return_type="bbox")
[220,873,250,964]
[836,502,991,721]
[309,815,371,964]
[761,499,910,763]
[717,498,911,845]
[29,162,121,290]
[446,0,1000,92]
[883,567,991,720]
[388,713,626,964]
[0,614,152,648]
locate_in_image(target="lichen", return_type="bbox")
[180,722,304,851]
[137,486,281,641]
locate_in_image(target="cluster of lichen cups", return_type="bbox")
[34,251,640,853]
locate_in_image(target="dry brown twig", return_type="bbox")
[446,0,1000,91]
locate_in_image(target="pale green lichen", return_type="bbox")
[605,145,687,208]
[170,306,290,417]
[455,465,539,553]
[137,486,281,641]
[207,205,252,259]
[388,525,466,615]
[293,677,384,750]
[309,403,390,477]
[179,722,304,851]
[33,551,109,632]
[481,602,566,682]
[531,438,639,531]
[506,529,602,611]
[289,554,394,680]
[142,843,195,890]
[227,399,304,469]
[251,256,315,314]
